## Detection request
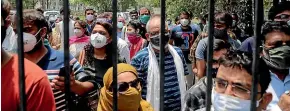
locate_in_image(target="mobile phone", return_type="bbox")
[58,65,73,77]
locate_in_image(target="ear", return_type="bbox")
[40,27,48,38]
[145,33,150,41]
[259,93,272,110]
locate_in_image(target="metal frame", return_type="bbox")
[14,0,269,110]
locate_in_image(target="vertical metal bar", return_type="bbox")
[112,0,118,110]
[16,0,26,110]
[250,0,263,111]
[159,0,166,110]
[245,0,253,37]
[63,0,71,110]
[206,0,215,110]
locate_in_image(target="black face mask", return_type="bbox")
[150,33,170,47]
[214,28,227,39]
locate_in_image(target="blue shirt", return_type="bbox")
[238,36,255,53]
[266,70,290,110]
[131,46,189,111]
[171,25,199,51]
[37,45,83,111]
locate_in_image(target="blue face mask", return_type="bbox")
[140,15,150,24]
[117,22,124,29]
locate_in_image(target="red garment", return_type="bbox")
[130,39,144,59]
[69,35,90,45]
[1,55,56,111]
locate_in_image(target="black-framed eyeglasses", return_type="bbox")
[109,78,140,93]
[213,78,261,98]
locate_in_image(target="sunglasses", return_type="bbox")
[109,78,140,93]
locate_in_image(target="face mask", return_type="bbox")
[86,15,94,21]
[74,29,83,37]
[117,22,124,29]
[23,29,43,52]
[212,89,261,111]
[118,87,141,111]
[180,19,190,26]
[150,34,169,50]
[214,28,228,39]
[90,33,108,48]
[263,45,290,70]
[127,33,141,44]
[140,15,150,24]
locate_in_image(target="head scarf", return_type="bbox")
[97,63,153,111]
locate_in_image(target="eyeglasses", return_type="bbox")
[213,78,261,98]
[274,14,290,20]
[109,79,140,93]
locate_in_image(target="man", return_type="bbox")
[1,0,55,110]
[194,12,240,80]
[131,14,189,111]
[231,13,244,42]
[55,7,75,51]
[260,21,290,110]
[239,1,290,53]
[139,7,151,27]
[184,51,273,111]
[170,11,199,87]
[85,8,96,35]
[129,10,139,21]
[16,9,97,111]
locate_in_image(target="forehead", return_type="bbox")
[117,72,137,83]
[148,18,161,33]
[93,24,106,31]
[86,10,94,13]
[216,65,253,87]
[265,31,290,42]
[180,14,189,18]
[140,9,149,13]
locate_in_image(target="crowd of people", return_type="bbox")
[1,0,290,110]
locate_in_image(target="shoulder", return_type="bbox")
[117,38,128,47]
[172,46,183,54]
[131,48,149,62]
[23,57,48,83]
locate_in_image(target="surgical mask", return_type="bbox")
[180,19,189,26]
[86,15,94,21]
[90,33,108,48]
[140,15,150,24]
[117,22,124,29]
[212,89,261,111]
[118,87,141,111]
[263,45,290,70]
[214,28,228,39]
[149,34,169,50]
[74,29,83,37]
[23,29,43,52]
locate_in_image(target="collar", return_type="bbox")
[270,69,290,83]
[43,45,57,61]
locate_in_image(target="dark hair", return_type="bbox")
[219,51,271,94]
[215,12,233,28]
[94,22,113,36]
[232,13,239,21]
[130,10,138,15]
[36,8,44,14]
[23,9,47,29]
[127,20,146,39]
[213,39,231,51]
[179,11,191,19]
[268,1,290,20]
[74,20,89,36]
[139,7,151,15]
[60,7,71,15]
[261,21,290,41]
[85,8,95,14]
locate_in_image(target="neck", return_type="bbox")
[181,25,189,29]
[94,47,107,59]
[24,45,48,63]
[271,69,289,81]
[87,20,93,25]
[1,49,12,68]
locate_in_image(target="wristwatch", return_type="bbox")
[285,90,290,96]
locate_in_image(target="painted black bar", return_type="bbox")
[62,0,72,110]
[205,0,215,110]
[159,0,166,110]
[250,0,263,111]
[245,0,253,37]
[112,0,118,110]
[16,0,26,110]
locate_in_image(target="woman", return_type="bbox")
[126,20,147,59]
[81,22,130,86]
[69,20,90,58]
[98,63,153,111]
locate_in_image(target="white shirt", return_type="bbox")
[2,26,16,52]
[57,19,75,51]
[117,38,130,64]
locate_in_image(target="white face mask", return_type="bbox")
[211,89,261,111]
[90,33,107,48]
[74,29,83,37]
[180,19,189,26]
[23,29,42,52]
[86,15,94,21]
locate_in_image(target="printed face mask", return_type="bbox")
[22,29,43,52]
[90,33,108,48]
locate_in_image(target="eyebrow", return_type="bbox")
[232,82,251,88]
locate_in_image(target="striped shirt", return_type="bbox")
[131,46,189,111]
[37,45,83,111]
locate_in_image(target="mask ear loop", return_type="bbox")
[34,28,44,44]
